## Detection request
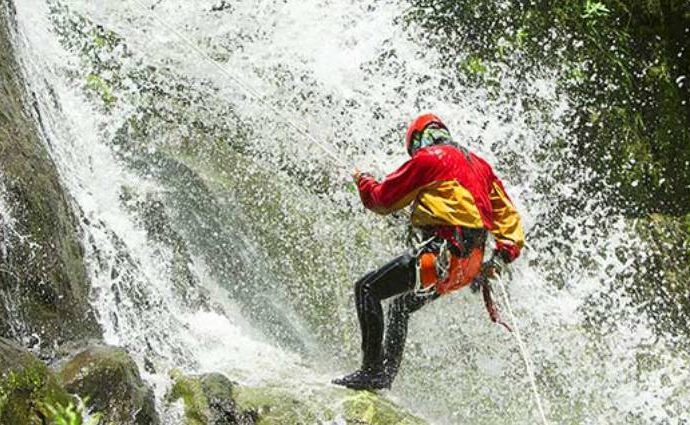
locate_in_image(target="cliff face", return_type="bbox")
[0,1,101,354]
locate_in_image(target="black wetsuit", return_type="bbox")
[355,228,486,381]
[355,251,438,380]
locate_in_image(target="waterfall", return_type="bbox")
[9,0,690,423]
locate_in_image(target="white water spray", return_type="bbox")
[9,0,690,423]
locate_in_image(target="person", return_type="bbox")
[332,113,525,391]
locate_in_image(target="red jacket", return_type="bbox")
[357,144,524,261]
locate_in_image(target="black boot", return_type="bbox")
[332,368,391,391]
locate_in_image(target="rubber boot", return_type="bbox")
[332,367,391,391]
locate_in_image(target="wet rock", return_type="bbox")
[165,369,426,424]
[166,370,256,425]
[0,337,72,424]
[0,1,101,352]
[58,344,159,425]
[341,390,427,425]
[234,385,427,425]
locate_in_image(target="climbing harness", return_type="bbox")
[413,234,513,331]
[412,236,437,296]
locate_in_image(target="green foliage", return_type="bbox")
[582,0,611,20]
[0,358,72,425]
[405,0,690,216]
[463,56,487,76]
[43,398,102,425]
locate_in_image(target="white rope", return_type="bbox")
[495,280,550,425]
[128,0,352,169]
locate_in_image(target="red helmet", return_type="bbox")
[404,113,448,155]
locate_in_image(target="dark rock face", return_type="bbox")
[0,1,101,352]
[0,337,72,424]
[58,344,159,425]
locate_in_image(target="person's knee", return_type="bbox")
[355,275,373,299]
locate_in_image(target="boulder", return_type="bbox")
[234,385,427,425]
[0,337,72,424]
[166,369,427,425]
[58,344,159,425]
[166,370,255,425]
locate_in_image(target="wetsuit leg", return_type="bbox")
[354,252,416,371]
[383,291,439,381]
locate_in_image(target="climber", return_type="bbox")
[332,113,525,391]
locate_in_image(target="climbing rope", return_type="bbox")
[129,0,352,170]
[495,279,550,425]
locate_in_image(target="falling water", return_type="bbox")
[8,0,690,423]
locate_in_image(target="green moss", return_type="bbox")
[342,391,426,425]
[166,370,253,425]
[234,385,428,425]
[85,74,116,106]
[167,370,211,425]
[235,386,331,425]
[0,339,73,425]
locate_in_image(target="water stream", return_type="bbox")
[9,0,690,423]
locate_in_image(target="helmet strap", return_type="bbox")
[410,127,452,154]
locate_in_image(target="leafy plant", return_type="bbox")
[43,398,103,425]
[582,0,611,20]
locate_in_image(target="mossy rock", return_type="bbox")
[0,338,73,424]
[166,370,255,425]
[341,391,427,425]
[234,385,428,425]
[234,386,328,425]
[58,345,159,425]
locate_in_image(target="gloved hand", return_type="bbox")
[352,167,363,183]
[471,254,507,293]
[481,254,508,279]
[352,168,374,185]
[494,241,520,263]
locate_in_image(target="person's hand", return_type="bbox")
[352,167,362,183]
[481,255,507,279]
